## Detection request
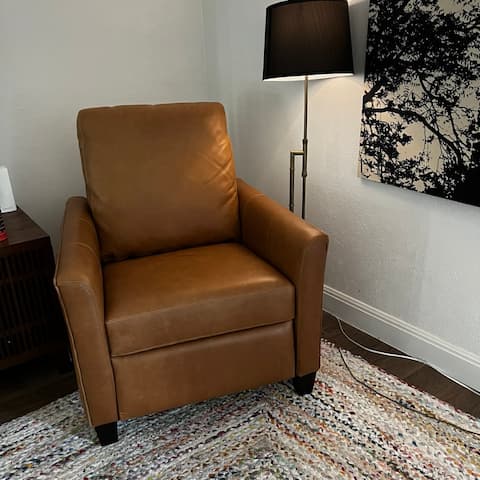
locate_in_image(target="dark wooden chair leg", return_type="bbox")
[95,422,118,446]
[293,372,316,395]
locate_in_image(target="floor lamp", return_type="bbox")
[263,0,354,219]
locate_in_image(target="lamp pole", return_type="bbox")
[302,75,309,220]
[289,76,309,220]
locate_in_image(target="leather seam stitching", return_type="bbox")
[54,287,94,425]
[105,283,294,325]
[109,319,294,358]
[69,241,98,259]
[61,282,119,421]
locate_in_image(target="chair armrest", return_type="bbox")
[54,197,117,426]
[237,179,329,376]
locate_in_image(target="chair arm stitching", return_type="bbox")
[55,286,94,424]
[68,241,99,260]
[58,281,117,422]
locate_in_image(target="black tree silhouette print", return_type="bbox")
[359,0,480,207]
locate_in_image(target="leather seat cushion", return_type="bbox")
[104,243,295,357]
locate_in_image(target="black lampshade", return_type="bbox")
[263,0,354,81]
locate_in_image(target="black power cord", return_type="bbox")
[337,319,480,396]
[336,318,480,438]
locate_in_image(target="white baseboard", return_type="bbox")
[323,285,480,392]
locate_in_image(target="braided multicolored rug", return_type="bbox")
[1,341,479,479]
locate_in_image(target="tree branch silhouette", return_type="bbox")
[360,0,479,203]
[365,106,464,164]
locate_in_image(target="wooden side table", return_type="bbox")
[0,208,68,370]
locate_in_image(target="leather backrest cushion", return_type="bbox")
[77,103,240,262]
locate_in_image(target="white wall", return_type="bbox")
[203,0,480,389]
[0,0,210,248]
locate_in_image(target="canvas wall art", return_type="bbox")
[359,0,480,207]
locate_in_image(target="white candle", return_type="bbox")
[0,166,16,213]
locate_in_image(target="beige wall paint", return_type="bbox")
[0,0,209,248]
[202,0,480,363]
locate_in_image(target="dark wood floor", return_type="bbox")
[0,354,77,424]
[1,312,478,424]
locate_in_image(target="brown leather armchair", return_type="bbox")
[54,103,328,446]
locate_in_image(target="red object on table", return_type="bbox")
[0,212,8,241]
